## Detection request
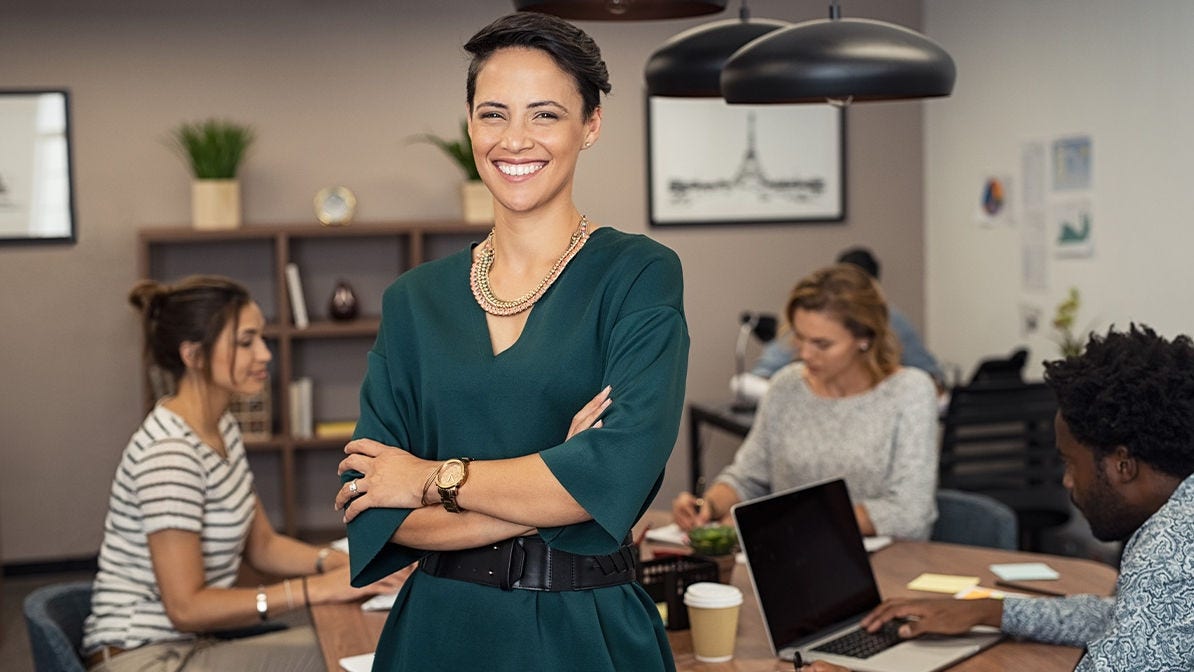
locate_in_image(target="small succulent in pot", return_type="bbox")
[687,524,738,556]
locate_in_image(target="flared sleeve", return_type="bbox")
[538,250,689,554]
[343,284,424,586]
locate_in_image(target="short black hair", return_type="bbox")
[464,13,611,120]
[836,247,880,280]
[1043,324,1194,479]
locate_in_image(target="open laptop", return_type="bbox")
[731,478,1002,672]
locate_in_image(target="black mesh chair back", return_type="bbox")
[938,381,1070,551]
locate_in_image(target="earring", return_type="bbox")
[583,141,592,148]
[859,341,870,352]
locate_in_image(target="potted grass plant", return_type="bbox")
[169,119,255,230]
[413,119,493,224]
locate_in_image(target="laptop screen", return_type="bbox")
[733,479,882,651]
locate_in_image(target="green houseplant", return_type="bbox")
[169,119,255,230]
[1052,287,1085,358]
[413,120,492,224]
[414,119,480,181]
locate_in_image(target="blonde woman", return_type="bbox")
[674,263,938,540]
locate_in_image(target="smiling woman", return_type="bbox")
[335,12,690,672]
[81,276,405,671]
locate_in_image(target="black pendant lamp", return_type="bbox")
[721,1,956,104]
[645,3,788,97]
[513,0,726,21]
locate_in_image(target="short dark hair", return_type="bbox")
[129,275,250,387]
[464,13,611,120]
[1043,324,1194,479]
[836,247,880,280]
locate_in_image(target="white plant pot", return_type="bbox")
[460,180,494,225]
[192,179,242,230]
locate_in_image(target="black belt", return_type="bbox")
[420,535,637,592]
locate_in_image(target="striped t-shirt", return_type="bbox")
[82,404,256,652]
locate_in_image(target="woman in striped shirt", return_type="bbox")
[83,276,405,671]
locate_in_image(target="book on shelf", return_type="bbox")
[285,262,309,329]
[315,419,357,439]
[288,377,313,439]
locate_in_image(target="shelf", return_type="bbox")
[295,437,355,451]
[245,437,285,452]
[290,318,381,338]
[138,220,472,536]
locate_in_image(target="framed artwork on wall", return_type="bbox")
[647,97,845,227]
[0,89,77,244]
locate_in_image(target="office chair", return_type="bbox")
[24,581,92,672]
[967,347,1029,385]
[938,380,1070,552]
[932,489,1019,550]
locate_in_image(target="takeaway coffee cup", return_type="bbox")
[683,581,744,663]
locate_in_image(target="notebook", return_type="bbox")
[731,478,1002,672]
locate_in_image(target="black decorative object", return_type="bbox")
[720,1,956,104]
[328,279,359,321]
[645,4,788,97]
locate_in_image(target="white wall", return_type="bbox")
[924,0,1194,380]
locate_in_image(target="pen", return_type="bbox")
[994,580,1068,597]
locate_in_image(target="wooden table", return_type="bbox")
[309,519,1117,672]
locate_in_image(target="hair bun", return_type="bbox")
[129,279,167,318]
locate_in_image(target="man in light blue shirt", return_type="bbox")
[751,247,944,385]
[804,325,1194,672]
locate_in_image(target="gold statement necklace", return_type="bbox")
[470,215,589,316]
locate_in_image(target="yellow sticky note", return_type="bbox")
[906,573,980,594]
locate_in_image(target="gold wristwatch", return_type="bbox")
[435,458,471,513]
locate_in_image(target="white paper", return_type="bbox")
[339,652,374,672]
[644,523,688,546]
[989,562,1060,581]
[361,592,398,611]
[863,536,893,553]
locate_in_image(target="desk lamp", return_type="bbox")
[732,311,777,411]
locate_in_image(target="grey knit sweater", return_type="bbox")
[715,363,939,539]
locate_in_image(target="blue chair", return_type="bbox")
[23,581,92,672]
[932,489,1019,550]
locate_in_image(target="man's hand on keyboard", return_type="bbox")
[860,598,1003,638]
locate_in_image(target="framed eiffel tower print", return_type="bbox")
[647,97,844,226]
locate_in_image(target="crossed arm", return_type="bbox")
[334,387,613,551]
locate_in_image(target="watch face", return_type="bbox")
[436,460,465,488]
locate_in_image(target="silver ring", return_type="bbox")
[349,479,359,495]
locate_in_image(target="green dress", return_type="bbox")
[346,227,689,671]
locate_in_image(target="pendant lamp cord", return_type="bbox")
[739,0,749,20]
[829,0,841,20]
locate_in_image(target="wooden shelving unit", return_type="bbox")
[137,221,485,537]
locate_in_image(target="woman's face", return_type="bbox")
[468,47,601,216]
[207,302,271,397]
[791,307,868,385]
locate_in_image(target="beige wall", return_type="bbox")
[0,0,926,562]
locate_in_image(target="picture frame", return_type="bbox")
[0,89,77,244]
[647,97,845,227]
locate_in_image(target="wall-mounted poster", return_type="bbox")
[647,97,844,226]
[0,89,76,244]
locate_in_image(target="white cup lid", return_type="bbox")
[683,582,743,608]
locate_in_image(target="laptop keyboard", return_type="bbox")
[811,621,904,659]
